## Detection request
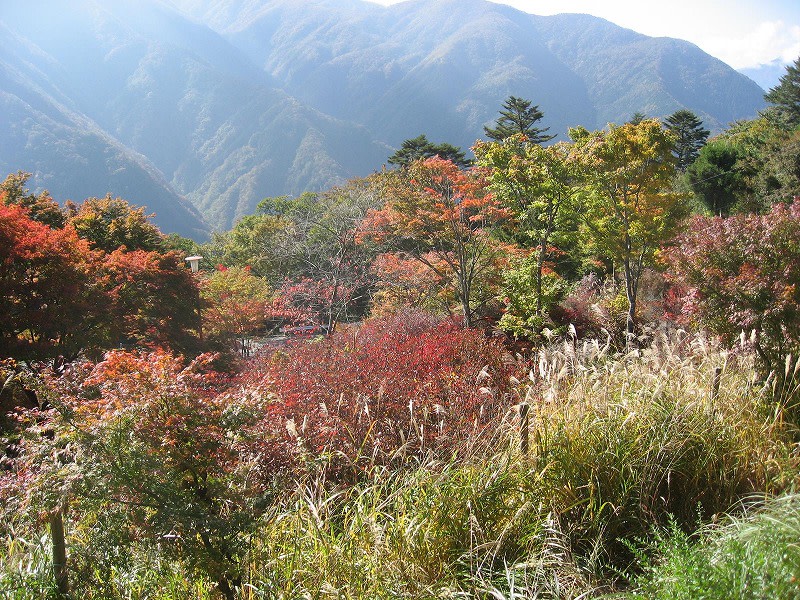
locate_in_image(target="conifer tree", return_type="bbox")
[664,109,710,171]
[387,134,470,168]
[765,56,800,127]
[484,96,555,144]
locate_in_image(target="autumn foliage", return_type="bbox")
[1,349,281,596]
[0,190,201,361]
[241,310,525,476]
[666,198,800,375]
[0,202,97,360]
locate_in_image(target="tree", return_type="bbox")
[664,109,710,171]
[666,199,800,379]
[201,266,271,356]
[629,112,647,125]
[387,134,471,168]
[259,179,382,332]
[687,139,743,216]
[68,195,164,253]
[1,171,66,228]
[100,249,202,354]
[764,55,800,127]
[204,205,292,278]
[484,96,555,144]
[572,120,688,338]
[362,157,513,327]
[0,203,101,361]
[474,135,581,318]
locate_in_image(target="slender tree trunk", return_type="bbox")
[50,508,69,598]
[535,243,545,315]
[623,258,637,340]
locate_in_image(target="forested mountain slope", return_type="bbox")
[1,0,765,234]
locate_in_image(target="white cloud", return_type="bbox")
[703,21,800,69]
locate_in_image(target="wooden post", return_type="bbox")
[50,508,69,597]
[520,402,529,455]
[708,367,722,417]
[711,367,722,401]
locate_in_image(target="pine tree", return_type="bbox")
[387,134,470,168]
[484,96,555,144]
[664,109,710,171]
[629,111,647,125]
[765,56,800,127]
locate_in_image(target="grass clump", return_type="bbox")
[623,492,800,599]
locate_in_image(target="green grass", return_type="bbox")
[622,493,800,599]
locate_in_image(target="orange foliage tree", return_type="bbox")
[362,158,514,326]
[0,202,99,360]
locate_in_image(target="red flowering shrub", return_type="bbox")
[242,310,526,476]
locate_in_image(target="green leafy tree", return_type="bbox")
[204,203,292,278]
[484,96,555,144]
[764,55,800,127]
[572,120,689,338]
[664,109,710,171]
[68,195,164,253]
[474,135,581,318]
[387,134,471,168]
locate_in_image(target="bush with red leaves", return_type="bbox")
[242,310,526,477]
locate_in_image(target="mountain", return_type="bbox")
[739,59,788,91]
[0,20,208,239]
[0,0,388,233]
[177,0,766,147]
[1,0,768,234]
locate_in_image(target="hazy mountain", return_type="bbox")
[0,20,208,239]
[0,0,388,232]
[176,0,766,147]
[1,0,768,235]
[739,59,788,91]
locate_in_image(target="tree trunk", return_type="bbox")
[623,259,637,341]
[50,509,69,598]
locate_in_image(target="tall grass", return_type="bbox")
[2,329,798,598]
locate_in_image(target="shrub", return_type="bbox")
[244,310,526,477]
[626,493,800,599]
[666,199,800,378]
[1,350,283,599]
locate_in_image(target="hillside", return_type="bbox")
[181,0,765,145]
[1,0,767,233]
[0,21,208,239]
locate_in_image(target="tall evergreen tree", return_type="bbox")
[484,96,555,144]
[664,109,710,171]
[765,56,800,127]
[687,139,741,216]
[387,134,470,168]
[629,111,647,125]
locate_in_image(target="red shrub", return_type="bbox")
[241,310,525,476]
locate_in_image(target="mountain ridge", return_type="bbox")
[0,0,768,235]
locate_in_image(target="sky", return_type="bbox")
[368,0,800,71]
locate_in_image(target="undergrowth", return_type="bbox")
[1,326,799,599]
